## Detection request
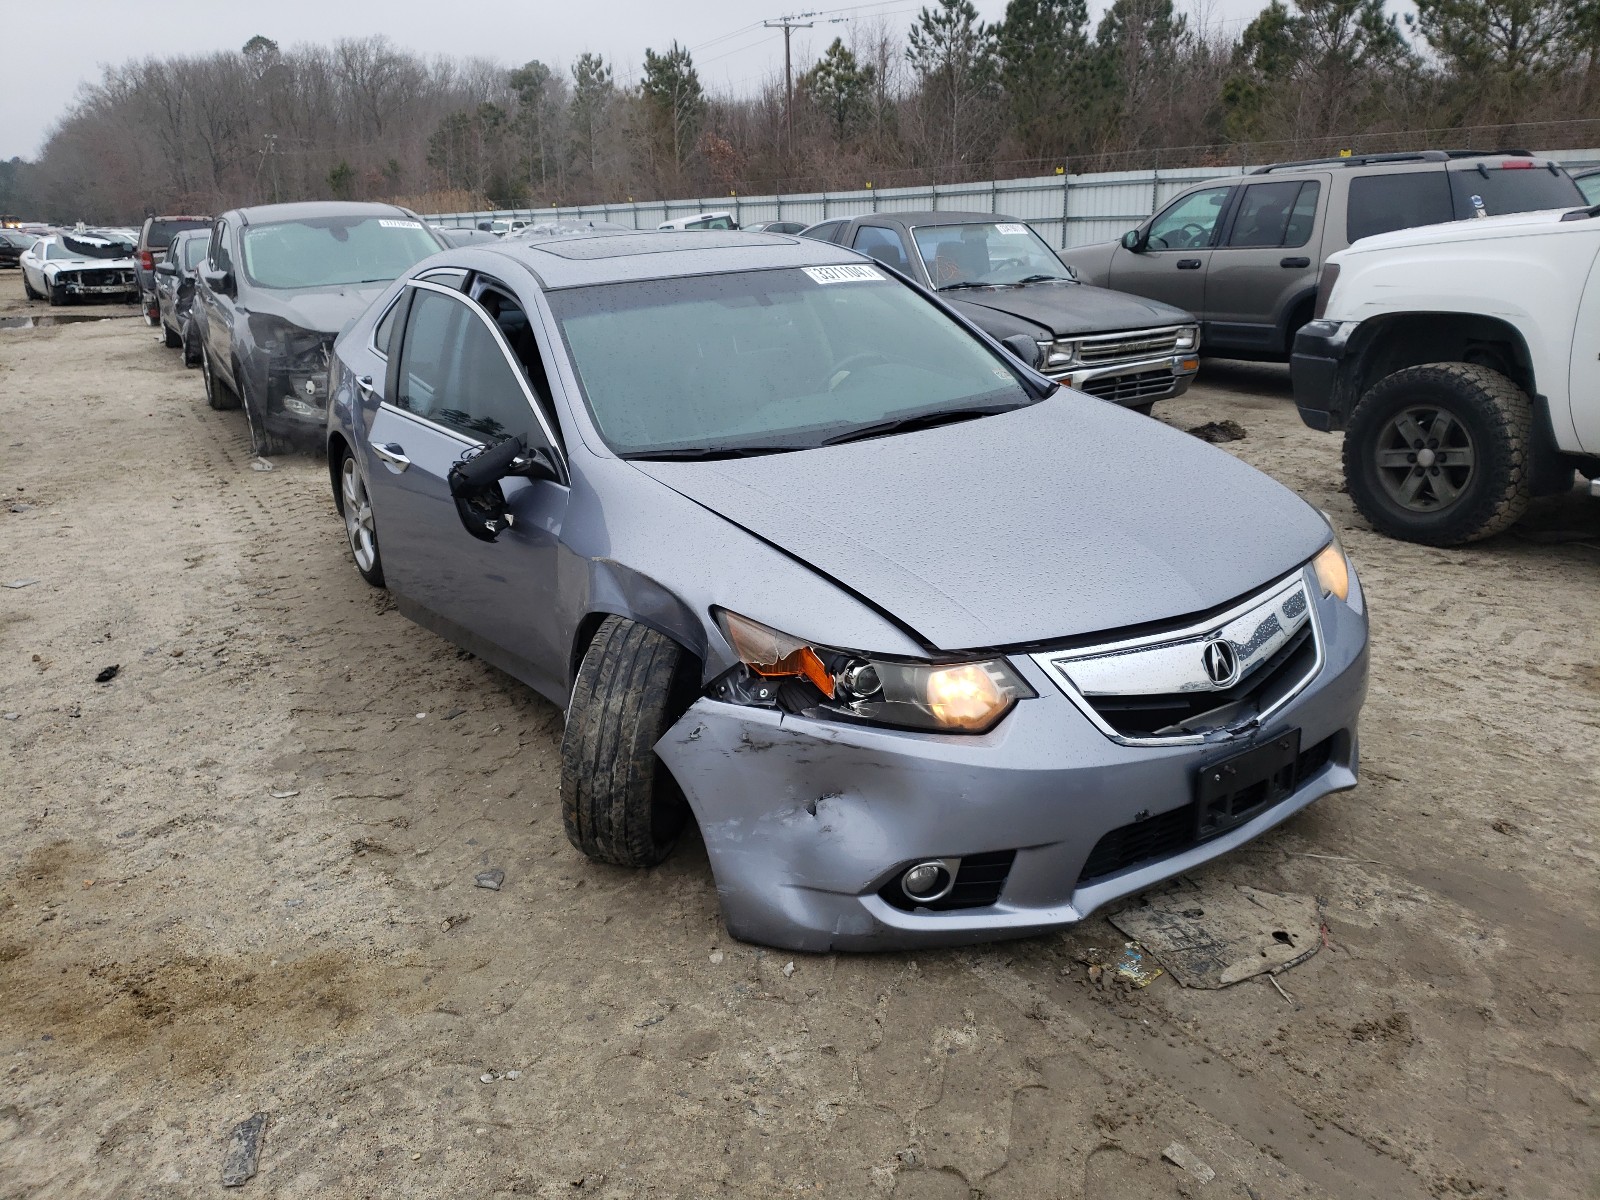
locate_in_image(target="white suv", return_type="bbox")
[1292,204,1600,544]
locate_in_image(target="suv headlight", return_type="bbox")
[1174,325,1199,351]
[712,610,1034,734]
[1039,338,1078,370]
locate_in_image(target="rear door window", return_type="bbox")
[1346,173,1452,242]
[1447,166,1584,219]
[1226,181,1320,248]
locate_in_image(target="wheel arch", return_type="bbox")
[1345,313,1537,410]
[327,431,351,511]
[1277,288,1318,355]
[569,564,709,697]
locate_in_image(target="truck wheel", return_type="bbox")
[561,616,695,868]
[1343,362,1531,546]
[201,340,238,411]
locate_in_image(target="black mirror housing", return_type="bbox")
[154,261,177,276]
[1000,333,1041,368]
[1120,229,1145,251]
[203,267,234,295]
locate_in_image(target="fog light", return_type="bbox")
[282,395,318,418]
[900,861,954,903]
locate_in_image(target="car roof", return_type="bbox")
[842,210,1015,227]
[229,200,417,225]
[1247,150,1555,177]
[440,230,863,289]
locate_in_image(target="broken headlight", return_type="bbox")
[256,317,331,414]
[711,610,1034,734]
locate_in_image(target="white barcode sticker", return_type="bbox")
[804,264,884,284]
[994,223,1030,236]
[379,219,422,229]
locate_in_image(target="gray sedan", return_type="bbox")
[325,230,1369,951]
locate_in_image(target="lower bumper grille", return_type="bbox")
[1078,368,1177,403]
[1076,732,1340,888]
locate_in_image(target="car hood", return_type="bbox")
[947,281,1193,338]
[249,282,393,336]
[631,393,1330,651]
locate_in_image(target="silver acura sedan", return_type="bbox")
[325,230,1369,951]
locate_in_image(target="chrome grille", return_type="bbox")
[1032,571,1322,746]
[1076,327,1183,366]
[1078,369,1178,403]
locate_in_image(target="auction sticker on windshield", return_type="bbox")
[994,223,1030,236]
[803,264,883,284]
[379,219,423,229]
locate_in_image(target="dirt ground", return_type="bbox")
[1,282,1596,1200]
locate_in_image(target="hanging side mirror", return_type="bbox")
[447,437,558,543]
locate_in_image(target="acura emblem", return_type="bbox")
[1202,639,1240,687]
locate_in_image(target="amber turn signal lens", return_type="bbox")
[721,610,834,697]
[924,663,1006,731]
[1312,542,1350,601]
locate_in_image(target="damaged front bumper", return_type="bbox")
[656,578,1367,952]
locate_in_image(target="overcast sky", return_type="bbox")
[2,0,1294,162]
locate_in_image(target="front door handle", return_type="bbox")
[1177,259,1202,270]
[1280,256,1311,268]
[371,442,410,472]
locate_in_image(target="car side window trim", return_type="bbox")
[385,277,569,480]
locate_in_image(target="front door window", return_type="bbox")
[1147,187,1232,250]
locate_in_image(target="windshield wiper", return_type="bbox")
[936,280,993,291]
[619,444,804,461]
[817,404,1020,448]
[1011,273,1074,284]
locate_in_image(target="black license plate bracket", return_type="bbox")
[1195,729,1301,842]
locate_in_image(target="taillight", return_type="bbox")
[1312,262,1340,319]
[139,250,154,270]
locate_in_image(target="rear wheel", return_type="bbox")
[22,272,38,300]
[561,616,695,868]
[1343,362,1531,546]
[201,340,238,411]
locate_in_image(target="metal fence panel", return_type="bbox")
[427,149,1600,248]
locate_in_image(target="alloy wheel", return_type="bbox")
[1372,404,1476,513]
[341,456,377,573]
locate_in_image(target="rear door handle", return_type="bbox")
[356,374,375,397]
[371,442,410,472]
[1280,256,1311,268]
[1177,259,1202,270]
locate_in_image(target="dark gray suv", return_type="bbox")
[1061,151,1585,361]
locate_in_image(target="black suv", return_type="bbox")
[1061,151,1585,361]
[192,201,445,455]
[137,214,211,325]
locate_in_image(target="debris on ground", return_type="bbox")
[3,578,40,589]
[9,504,32,513]
[269,788,299,799]
[474,869,505,891]
[1162,1141,1216,1184]
[1111,879,1320,988]
[1079,942,1163,988]
[1186,419,1247,443]
[249,458,274,472]
[3,713,17,721]
[443,707,467,720]
[94,665,120,683]
[782,961,796,978]
[221,1112,268,1187]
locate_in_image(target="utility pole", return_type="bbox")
[764,12,816,163]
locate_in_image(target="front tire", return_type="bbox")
[162,320,181,348]
[561,617,695,868]
[46,280,63,306]
[337,448,384,586]
[1343,362,1532,546]
[238,371,291,457]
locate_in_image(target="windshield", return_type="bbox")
[1448,166,1584,219]
[1580,174,1600,205]
[549,265,1036,457]
[912,221,1071,288]
[240,215,441,290]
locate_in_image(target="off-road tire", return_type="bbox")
[1343,362,1532,546]
[561,616,696,868]
[202,340,239,411]
[162,321,181,348]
